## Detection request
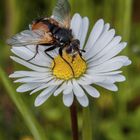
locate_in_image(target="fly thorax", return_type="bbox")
[55,29,72,44]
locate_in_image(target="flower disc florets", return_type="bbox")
[52,52,87,80]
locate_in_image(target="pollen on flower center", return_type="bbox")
[52,52,87,80]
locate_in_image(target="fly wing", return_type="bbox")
[7,30,53,46]
[52,0,71,28]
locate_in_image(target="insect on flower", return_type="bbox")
[7,0,85,75]
[8,0,131,107]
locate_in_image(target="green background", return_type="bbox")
[0,0,140,140]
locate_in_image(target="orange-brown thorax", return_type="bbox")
[31,18,59,31]
[32,22,50,31]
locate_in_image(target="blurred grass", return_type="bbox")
[0,67,47,140]
[0,0,140,140]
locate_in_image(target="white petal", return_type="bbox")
[14,77,43,83]
[88,42,127,67]
[76,94,89,107]
[85,19,104,51]
[27,44,58,59]
[30,80,62,95]
[123,59,132,66]
[89,36,122,62]
[11,46,51,67]
[83,74,115,84]
[87,72,125,83]
[63,81,72,95]
[53,82,66,96]
[34,92,52,106]
[71,13,82,38]
[77,74,113,85]
[30,77,55,83]
[45,79,63,86]
[92,74,125,84]
[16,83,42,92]
[85,22,110,54]
[9,70,51,78]
[82,85,100,98]
[88,57,126,73]
[79,17,89,49]
[9,73,22,78]
[77,75,93,85]
[30,83,50,95]
[72,79,85,97]
[94,71,122,75]
[10,56,48,72]
[34,86,56,106]
[14,76,53,83]
[11,46,34,60]
[82,74,106,83]
[37,86,56,97]
[111,74,126,82]
[95,83,118,91]
[85,29,115,60]
[63,92,74,107]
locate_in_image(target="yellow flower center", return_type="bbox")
[52,52,87,80]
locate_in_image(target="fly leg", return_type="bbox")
[78,49,86,62]
[27,45,39,62]
[71,49,86,63]
[80,49,86,53]
[44,45,58,70]
[79,51,86,63]
[59,47,75,77]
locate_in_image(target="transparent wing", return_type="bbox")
[52,0,71,28]
[7,30,52,46]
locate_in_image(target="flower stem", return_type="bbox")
[82,106,93,140]
[70,100,79,140]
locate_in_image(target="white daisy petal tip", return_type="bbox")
[123,42,127,46]
[112,85,118,92]
[115,75,126,82]
[122,76,126,82]
[9,73,14,78]
[16,88,23,93]
[34,91,53,107]
[95,94,100,98]
[13,80,19,83]
[76,95,89,107]
[83,85,100,98]
[124,59,132,66]
[53,92,59,96]
[63,93,74,107]
[34,98,42,107]
[121,42,127,49]
[16,88,28,93]
[10,56,14,60]
[63,101,72,107]
[114,88,118,92]
[97,18,104,25]
[83,16,89,21]
[74,13,81,17]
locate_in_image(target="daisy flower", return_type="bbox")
[9,13,131,107]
